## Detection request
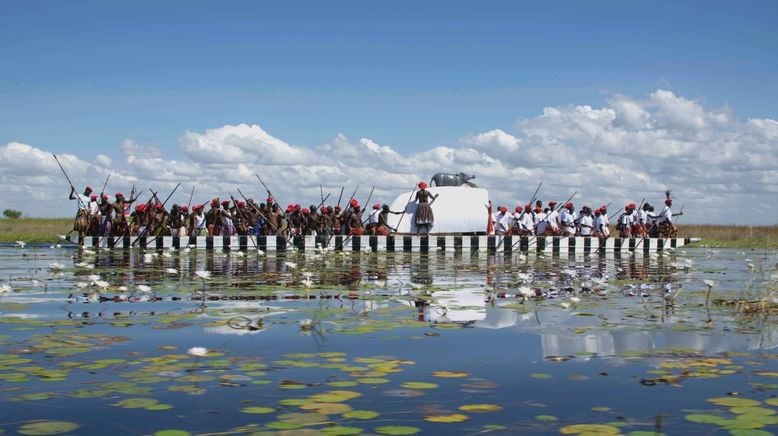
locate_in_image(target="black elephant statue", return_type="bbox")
[429,172,476,187]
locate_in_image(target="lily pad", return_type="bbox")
[535,415,558,421]
[559,424,621,435]
[112,398,159,409]
[241,406,276,414]
[300,402,353,414]
[708,397,762,408]
[374,426,421,435]
[342,410,379,420]
[424,413,469,423]
[153,431,191,436]
[530,373,554,379]
[400,382,438,390]
[458,403,503,413]
[18,420,80,435]
[431,371,469,378]
[309,390,362,403]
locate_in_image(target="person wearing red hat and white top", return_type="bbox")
[512,205,534,236]
[594,206,610,238]
[190,204,207,236]
[618,203,636,238]
[657,198,682,237]
[366,203,381,234]
[578,206,594,237]
[559,202,577,236]
[492,206,513,235]
[410,181,438,236]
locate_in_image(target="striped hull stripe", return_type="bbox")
[63,235,698,253]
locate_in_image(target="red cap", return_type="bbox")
[549,201,557,207]
[525,204,531,212]
[302,208,309,214]
[534,206,542,213]
[565,202,573,209]
[286,205,294,212]
[498,206,507,213]
[373,203,381,210]
[156,203,164,209]
[294,204,301,212]
[515,206,522,213]
[115,192,123,198]
[193,204,204,211]
[237,201,245,207]
[266,196,273,203]
[136,204,145,212]
[180,205,188,212]
[418,181,428,190]
[101,194,108,200]
[221,200,230,207]
[211,198,219,207]
[90,194,97,200]
[85,186,93,193]
[665,199,672,205]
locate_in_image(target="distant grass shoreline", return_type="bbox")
[0,218,776,248]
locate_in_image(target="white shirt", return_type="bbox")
[494,212,513,234]
[368,209,380,224]
[657,205,673,224]
[88,200,99,215]
[560,209,576,233]
[535,212,548,235]
[595,214,610,236]
[579,215,594,236]
[545,209,560,230]
[74,193,90,211]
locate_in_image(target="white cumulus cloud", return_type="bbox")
[1,89,776,224]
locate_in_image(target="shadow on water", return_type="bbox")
[0,246,777,435]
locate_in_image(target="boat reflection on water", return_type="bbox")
[64,247,778,355]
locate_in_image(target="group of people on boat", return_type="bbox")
[68,185,411,239]
[68,180,680,239]
[490,191,682,239]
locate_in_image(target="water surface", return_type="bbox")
[0,245,776,435]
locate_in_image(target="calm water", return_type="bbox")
[0,245,776,435]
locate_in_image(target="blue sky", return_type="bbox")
[1,1,777,223]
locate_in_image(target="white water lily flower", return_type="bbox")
[284,261,297,270]
[162,251,172,258]
[256,248,265,256]
[143,253,154,263]
[118,286,128,292]
[93,280,110,290]
[518,286,534,299]
[74,282,88,289]
[703,279,715,288]
[195,270,211,280]
[82,248,96,256]
[301,278,313,288]
[166,268,178,275]
[15,240,26,248]
[517,273,531,282]
[0,284,11,294]
[187,346,209,357]
[299,319,313,330]
[87,274,101,283]
[570,296,581,303]
[235,251,245,257]
[136,284,152,293]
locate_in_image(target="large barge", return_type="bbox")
[60,234,699,254]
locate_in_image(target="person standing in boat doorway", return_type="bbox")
[410,181,438,236]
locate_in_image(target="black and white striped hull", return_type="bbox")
[61,235,699,254]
